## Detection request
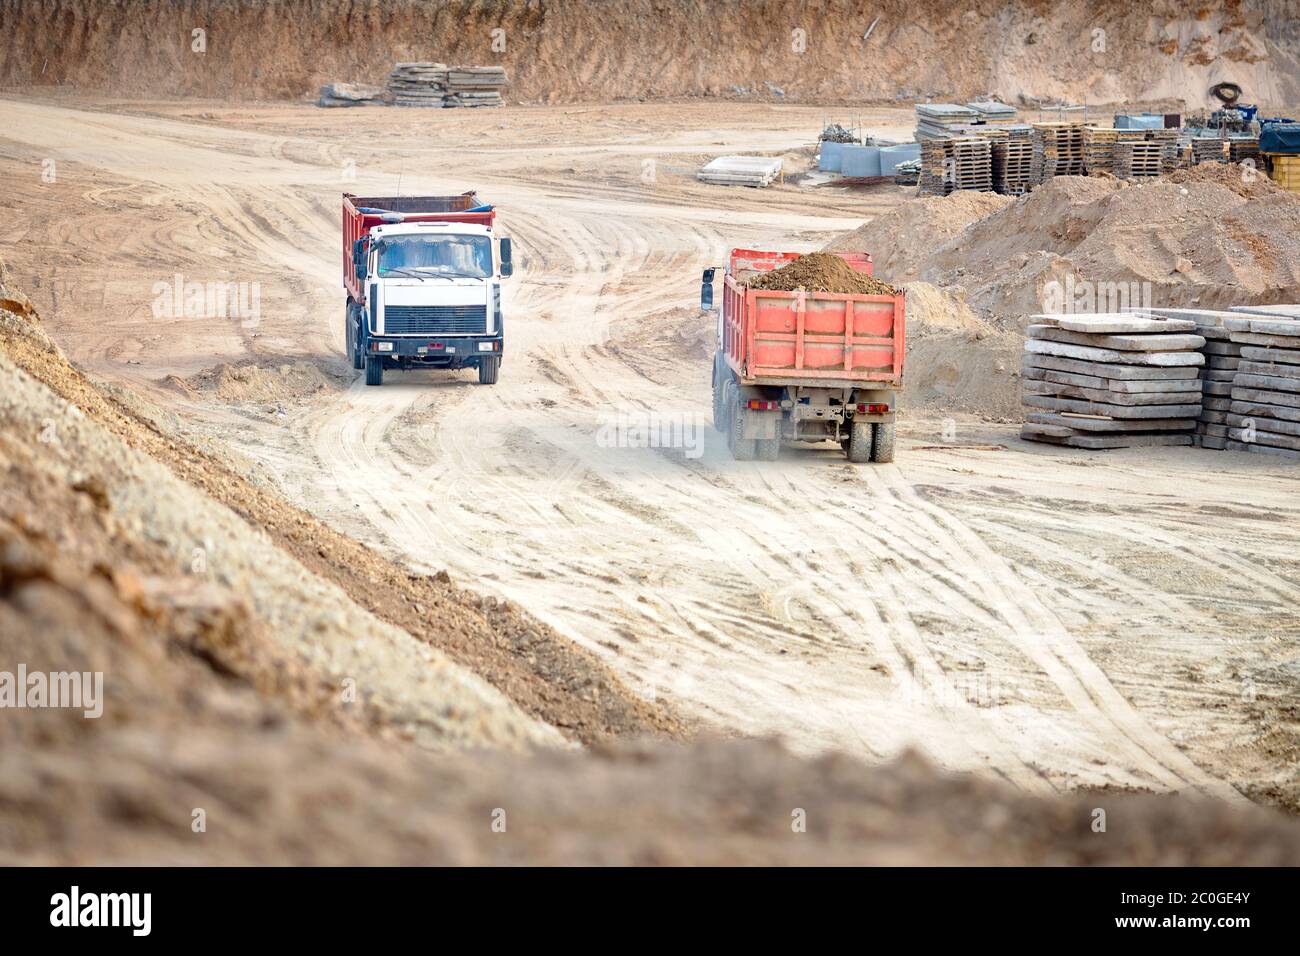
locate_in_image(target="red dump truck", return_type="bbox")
[343,192,512,386]
[703,249,905,462]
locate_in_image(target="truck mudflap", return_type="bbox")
[367,335,503,367]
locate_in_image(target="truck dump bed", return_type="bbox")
[342,192,496,301]
[720,249,905,386]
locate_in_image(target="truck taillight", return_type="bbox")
[856,403,889,414]
[746,400,779,411]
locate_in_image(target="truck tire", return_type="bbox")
[365,355,384,386]
[871,421,896,463]
[756,436,780,461]
[348,304,365,370]
[727,391,755,461]
[478,357,500,385]
[712,374,727,432]
[847,420,872,463]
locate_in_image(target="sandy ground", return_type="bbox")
[2,92,1297,811]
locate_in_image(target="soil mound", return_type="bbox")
[747,252,898,295]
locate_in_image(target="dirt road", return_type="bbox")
[3,93,1297,808]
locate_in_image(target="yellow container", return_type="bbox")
[1268,154,1300,191]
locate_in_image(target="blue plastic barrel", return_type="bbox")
[840,145,882,177]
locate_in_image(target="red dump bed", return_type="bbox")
[342,192,496,301]
[720,248,905,385]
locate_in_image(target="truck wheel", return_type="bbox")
[871,422,896,463]
[727,391,755,461]
[712,374,727,432]
[847,420,872,463]
[477,357,500,385]
[348,304,365,370]
[365,355,384,386]
[756,436,780,461]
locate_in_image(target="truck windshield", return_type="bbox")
[376,235,492,278]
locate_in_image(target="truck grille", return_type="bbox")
[384,305,488,335]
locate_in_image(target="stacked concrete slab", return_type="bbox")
[445,66,508,107]
[697,155,782,187]
[386,62,448,107]
[1142,308,1242,448]
[1224,305,1300,461]
[1020,313,1205,448]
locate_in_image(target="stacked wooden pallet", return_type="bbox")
[1113,140,1163,179]
[1228,138,1260,165]
[918,137,992,195]
[914,104,979,140]
[1082,126,1120,174]
[1151,129,1180,173]
[1223,305,1300,460]
[992,128,1034,194]
[1192,138,1228,164]
[445,66,507,107]
[1019,313,1205,448]
[1031,123,1085,181]
[386,62,448,107]
[1142,308,1243,447]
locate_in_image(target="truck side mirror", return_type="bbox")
[353,238,369,281]
[499,237,513,278]
[700,268,716,310]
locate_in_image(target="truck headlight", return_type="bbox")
[375,341,394,352]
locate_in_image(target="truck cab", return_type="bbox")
[342,193,511,386]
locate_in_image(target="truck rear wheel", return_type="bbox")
[478,357,500,385]
[365,355,384,386]
[871,422,896,463]
[727,391,755,461]
[847,420,872,463]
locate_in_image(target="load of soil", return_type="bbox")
[746,252,898,296]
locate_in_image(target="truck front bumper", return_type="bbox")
[367,335,503,367]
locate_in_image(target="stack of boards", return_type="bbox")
[1139,308,1240,447]
[697,155,783,187]
[445,66,508,107]
[386,62,449,107]
[385,63,508,107]
[1224,305,1300,461]
[1020,313,1205,449]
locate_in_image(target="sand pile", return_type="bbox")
[825,192,1013,282]
[831,168,1300,418]
[184,360,347,405]
[747,253,898,295]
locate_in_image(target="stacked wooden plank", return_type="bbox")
[1151,128,1180,173]
[1142,308,1243,448]
[697,155,782,187]
[914,104,978,140]
[1020,313,1205,448]
[445,66,508,107]
[992,128,1034,194]
[386,62,448,107]
[1113,140,1163,179]
[1192,138,1228,164]
[1031,123,1085,181]
[918,137,992,196]
[1223,305,1300,460]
